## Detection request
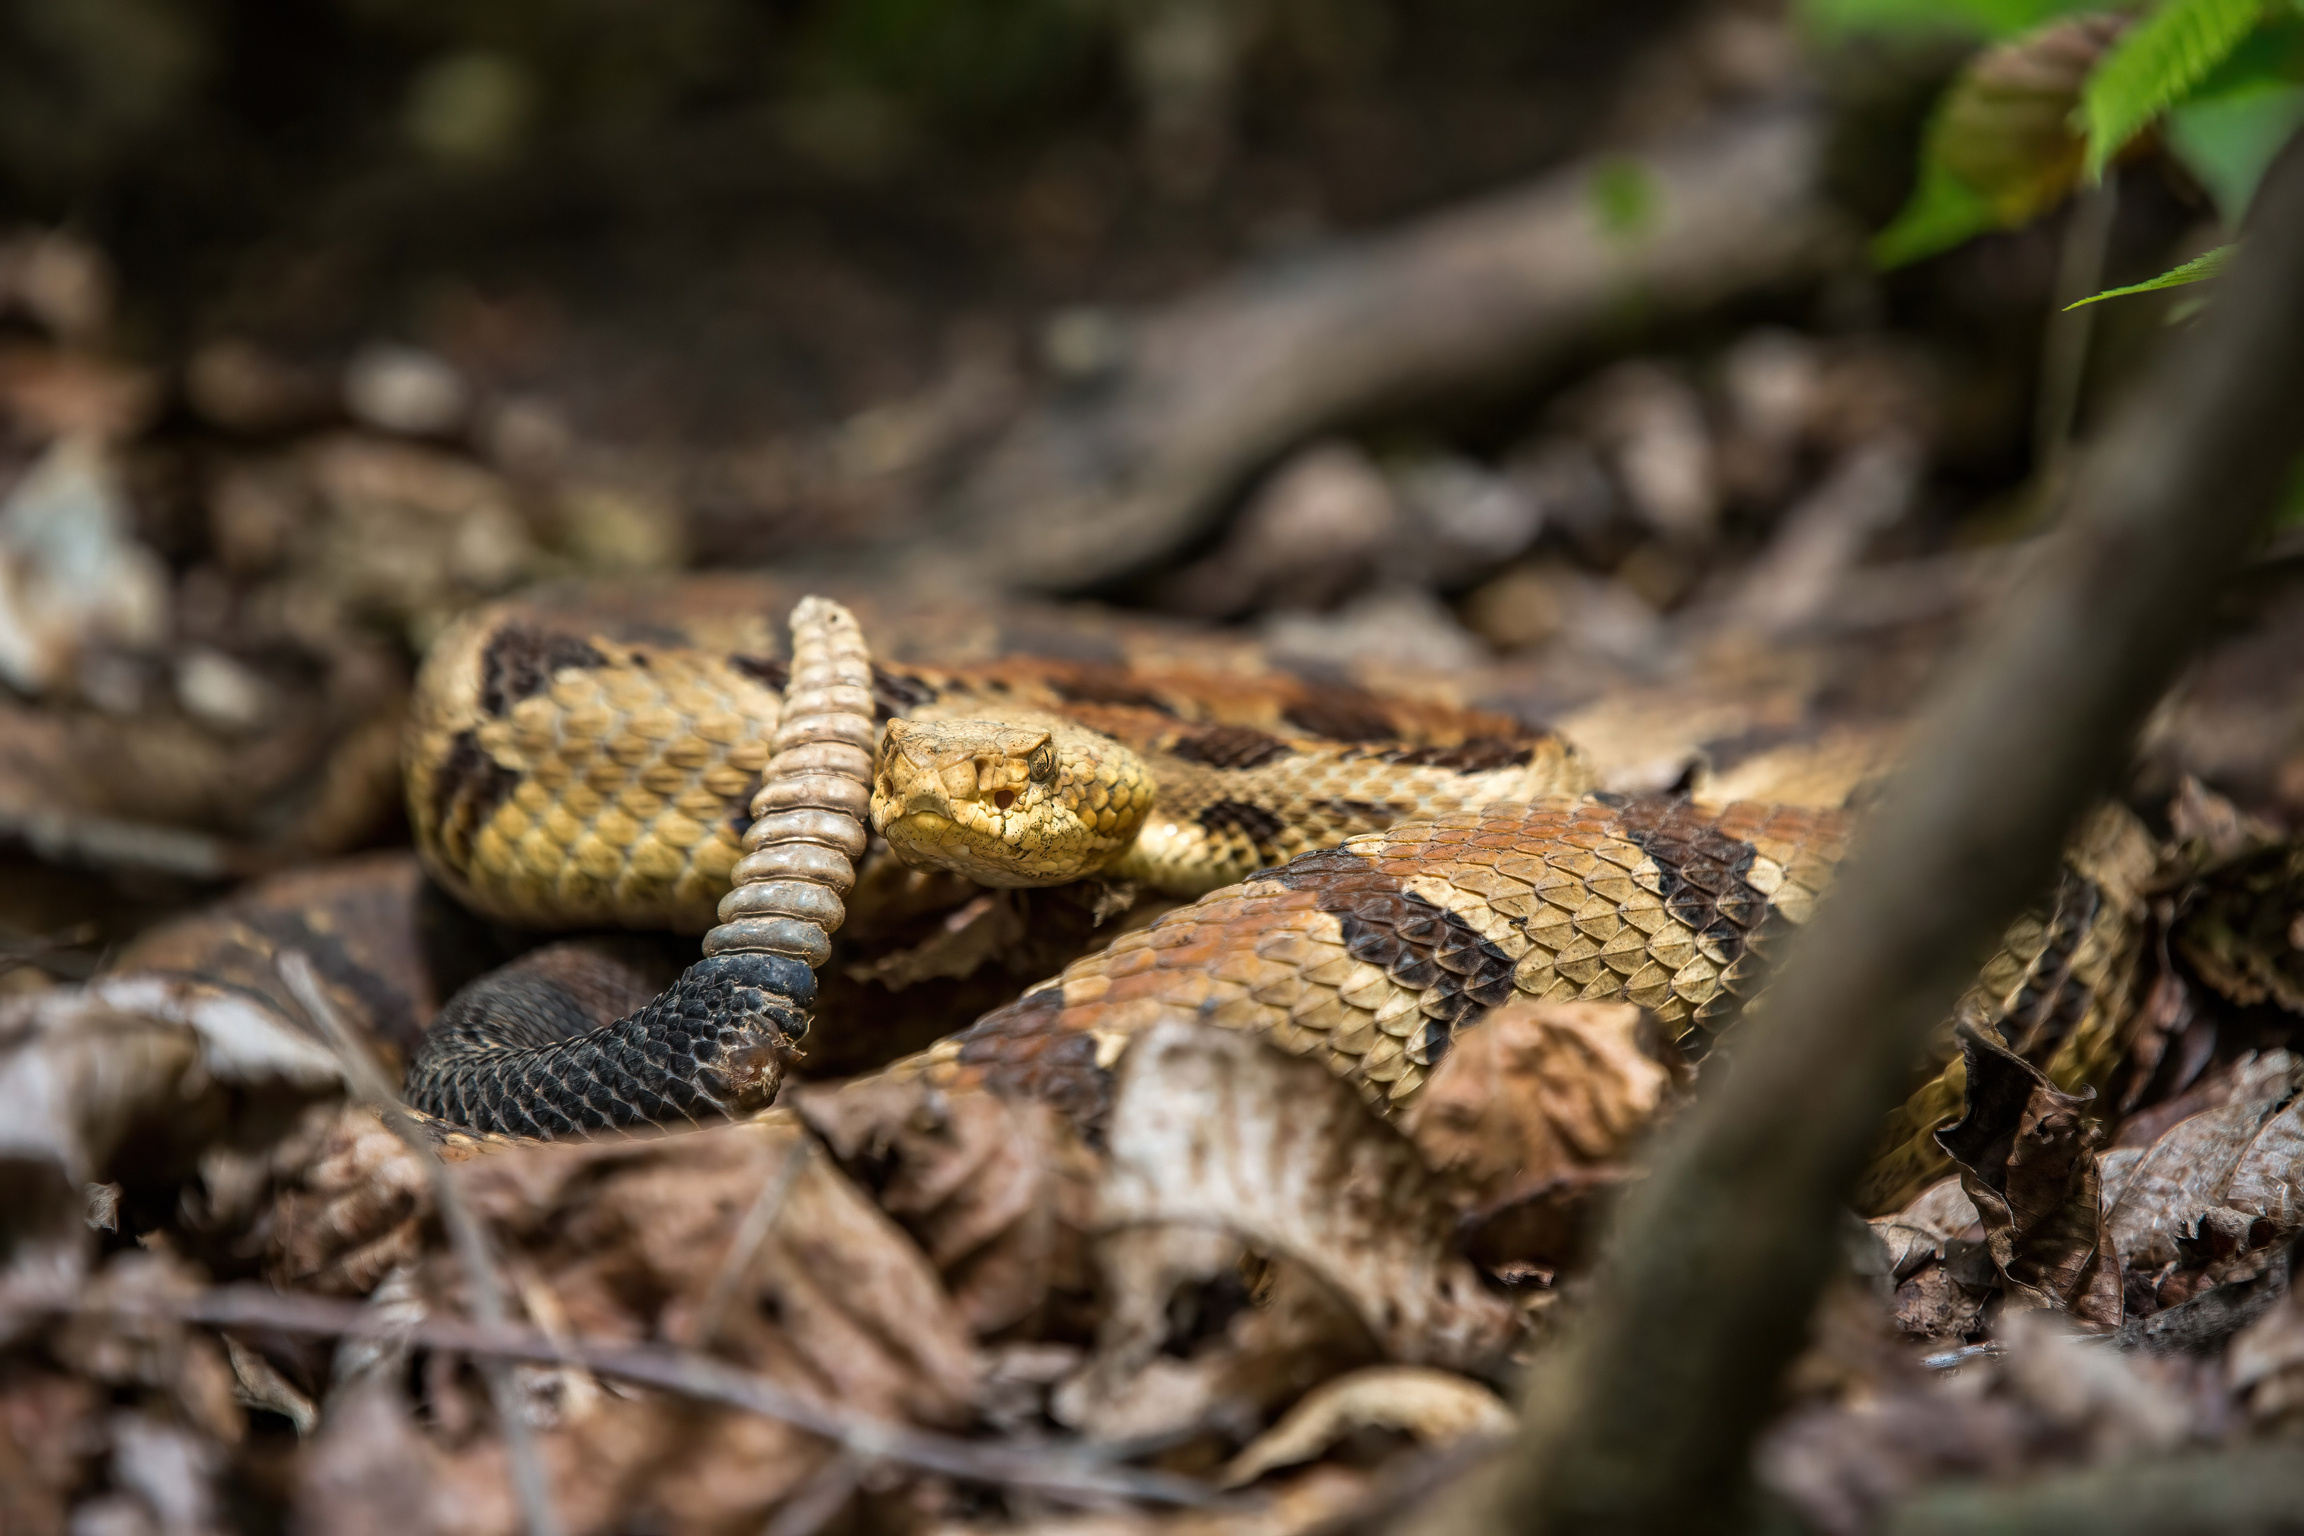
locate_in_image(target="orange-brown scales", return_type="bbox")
[920,796,2158,1214]
[407,588,1589,930]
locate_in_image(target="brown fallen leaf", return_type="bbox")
[0,973,341,1298]
[1398,998,1686,1269]
[1219,1366,1512,1487]
[2225,1250,2304,1420]
[1870,1178,1992,1342]
[448,1113,983,1429]
[0,1361,101,1536]
[794,1071,1101,1340]
[1935,1028,2120,1329]
[2100,1050,2303,1317]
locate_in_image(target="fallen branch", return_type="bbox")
[928,102,1840,592]
[2,1283,1213,1507]
[1409,130,2304,1534]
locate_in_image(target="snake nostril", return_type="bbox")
[993,789,1015,810]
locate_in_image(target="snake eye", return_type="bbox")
[1027,742,1056,783]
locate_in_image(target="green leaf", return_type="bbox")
[2168,80,2304,216]
[1589,156,1661,241]
[1873,13,2127,267]
[1875,159,2004,264]
[2062,242,2236,306]
[2081,0,2266,178]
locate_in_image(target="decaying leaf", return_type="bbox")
[1935,1028,2120,1329]
[1053,1221,1386,1445]
[1219,1366,1512,1488]
[794,1070,1101,1338]
[1399,999,1687,1269]
[0,974,341,1299]
[1097,1020,1522,1374]
[2100,1050,2303,1317]
[451,1113,983,1427]
[1871,1178,1993,1342]
[2226,1249,2304,1419]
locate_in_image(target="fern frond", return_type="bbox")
[2063,241,2235,306]
[2081,0,2266,177]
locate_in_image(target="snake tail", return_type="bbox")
[405,596,876,1137]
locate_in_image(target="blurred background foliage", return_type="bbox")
[0,0,1676,354]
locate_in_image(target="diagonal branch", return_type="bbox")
[1410,128,2304,1535]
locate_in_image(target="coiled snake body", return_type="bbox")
[396,581,2163,1213]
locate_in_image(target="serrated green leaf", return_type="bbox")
[2063,242,2236,306]
[2081,0,2266,177]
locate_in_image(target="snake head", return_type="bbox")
[871,716,1151,886]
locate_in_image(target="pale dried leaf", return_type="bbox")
[1098,1020,1520,1371]
[1220,1366,1512,1487]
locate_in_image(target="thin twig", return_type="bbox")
[691,1136,812,1350]
[276,951,565,1536]
[1,1283,1212,1507]
[762,1448,867,1536]
[1403,131,2304,1536]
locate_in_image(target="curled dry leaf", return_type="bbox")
[2226,1250,2304,1419]
[2100,1050,2303,1318]
[1398,998,1686,1269]
[1219,1366,1513,1487]
[1935,1028,2121,1330]
[1870,1178,1992,1342]
[1053,1227,1379,1444]
[794,1069,1101,1338]
[267,1101,433,1297]
[1097,1020,1520,1372]
[0,973,340,1298]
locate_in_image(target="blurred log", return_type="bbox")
[925,103,1840,592]
[1402,130,2304,1535]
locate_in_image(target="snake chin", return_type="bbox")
[871,716,1152,887]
